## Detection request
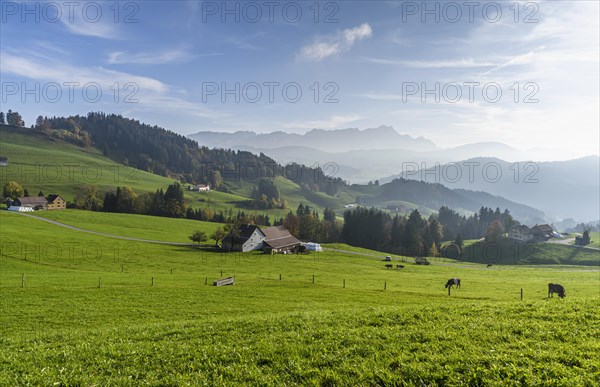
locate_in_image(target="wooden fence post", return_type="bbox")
[98,277,101,288]
[21,273,24,288]
[384,281,387,290]
[343,279,345,289]
[220,270,223,277]
[279,274,282,281]
[520,288,523,301]
[312,274,315,284]
[121,265,124,273]
[152,277,154,287]
[205,277,208,285]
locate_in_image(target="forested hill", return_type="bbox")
[357,178,544,224]
[39,113,344,195]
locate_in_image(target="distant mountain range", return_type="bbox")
[189,125,598,223]
[189,126,582,183]
[381,156,600,222]
[189,126,437,153]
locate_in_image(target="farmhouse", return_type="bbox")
[13,196,50,211]
[46,195,67,210]
[221,224,302,253]
[262,225,303,254]
[508,225,534,242]
[9,195,66,211]
[222,224,266,252]
[530,224,554,241]
[509,224,555,242]
[189,184,210,192]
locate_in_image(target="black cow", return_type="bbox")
[385,264,393,269]
[548,283,566,298]
[396,264,405,269]
[445,278,461,289]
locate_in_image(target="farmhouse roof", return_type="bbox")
[531,224,553,234]
[46,194,63,202]
[17,196,49,206]
[261,225,302,249]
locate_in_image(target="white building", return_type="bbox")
[189,184,210,192]
[508,225,534,242]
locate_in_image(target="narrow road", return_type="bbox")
[11,212,197,246]
[547,237,600,251]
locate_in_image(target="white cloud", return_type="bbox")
[1,51,224,119]
[300,23,372,61]
[2,52,167,92]
[362,57,498,68]
[107,49,221,65]
[61,18,118,39]
[343,24,373,45]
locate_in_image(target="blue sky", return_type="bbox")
[1,0,598,157]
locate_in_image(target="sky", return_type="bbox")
[1,0,599,157]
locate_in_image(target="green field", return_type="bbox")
[1,210,599,384]
[569,232,600,249]
[461,239,599,266]
[589,232,600,248]
[0,126,176,201]
[30,209,222,243]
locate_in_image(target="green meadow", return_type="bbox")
[30,209,221,244]
[1,210,599,385]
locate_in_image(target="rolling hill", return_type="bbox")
[384,157,600,222]
[1,118,547,224]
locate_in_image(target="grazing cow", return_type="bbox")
[385,264,393,269]
[396,264,405,269]
[487,264,493,268]
[445,278,461,289]
[548,283,566,298]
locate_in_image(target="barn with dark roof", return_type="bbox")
[221,224,302,253]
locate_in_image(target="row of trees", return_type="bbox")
[277,204,341,243]
[342,207,443,257]
[73,182,188,218]
[0,110,25,127]
[437,206,517,242]
[341,205,518,257]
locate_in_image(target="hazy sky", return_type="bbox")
[1,1,598,156]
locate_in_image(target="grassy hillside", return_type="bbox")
[30,209,222,243]
[1,210,599,384]
[569,231,600,249]
[461,239,600,266]
[0,126,346,216]
[0,125,177,201]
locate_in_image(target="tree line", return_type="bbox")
[0,110,25,127]
[277,204,342,243]
[341,205,518,257]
